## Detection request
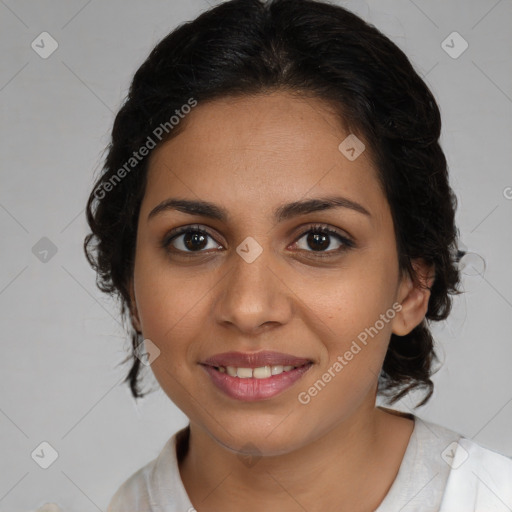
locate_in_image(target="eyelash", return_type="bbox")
[161,223,355,259]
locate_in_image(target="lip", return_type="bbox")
[200,350,314,402]
[201,350,313,368]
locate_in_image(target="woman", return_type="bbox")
[84,0,512,510]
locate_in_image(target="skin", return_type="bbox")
[129,91,433,512]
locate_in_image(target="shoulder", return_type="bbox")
[106,456,156,511]
[411,417,512,511]
[407,415,512,510]
[106,427,191,512]
[440,435,512,510]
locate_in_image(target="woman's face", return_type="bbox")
[131,91,419,455]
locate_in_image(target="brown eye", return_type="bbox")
[292,224,354,255]
[162,225,222,254]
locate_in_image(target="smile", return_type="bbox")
[215,364,300,378]
[200,361,313,401]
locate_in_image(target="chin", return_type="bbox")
[207,418,310,457]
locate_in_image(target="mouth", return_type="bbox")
[199,351,314,401]
[206,363,311,379]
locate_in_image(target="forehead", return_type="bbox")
[142,92,386,221]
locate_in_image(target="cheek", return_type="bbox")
[132,252,215,414]
[303,258,398,332]
[132,247,216,359]
[295,277,398,422]
[295,256,399,389]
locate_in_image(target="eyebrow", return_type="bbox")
[147,195,371,223]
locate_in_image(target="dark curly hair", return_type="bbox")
[84,0,463,407]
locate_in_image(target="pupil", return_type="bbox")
[184,232,207,251]
[308,232,329,251]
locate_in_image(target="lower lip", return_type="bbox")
[201,363,313,401]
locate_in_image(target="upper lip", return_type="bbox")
[201,350,313,368]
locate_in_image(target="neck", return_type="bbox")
[178,403,413,512]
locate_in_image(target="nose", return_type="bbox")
[213,242,294,335]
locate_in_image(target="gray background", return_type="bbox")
[1,0,511,510]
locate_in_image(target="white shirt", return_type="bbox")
[107,414,512,511]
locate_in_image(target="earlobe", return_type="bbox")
[391,260,435,336]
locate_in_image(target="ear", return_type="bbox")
[128,280,142,333]
[391,259,435,336]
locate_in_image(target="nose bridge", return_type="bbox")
[214,235,292,332]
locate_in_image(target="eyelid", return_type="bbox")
[160,223,221,249]
[294,223,355,247]
[161,222,355,256]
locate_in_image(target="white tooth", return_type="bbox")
[218,366,226,373]
[226,366,237,377]
[236,367,253,378]
[283,365,294,372]
[271,365,284,375]
[253,366,272,379]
